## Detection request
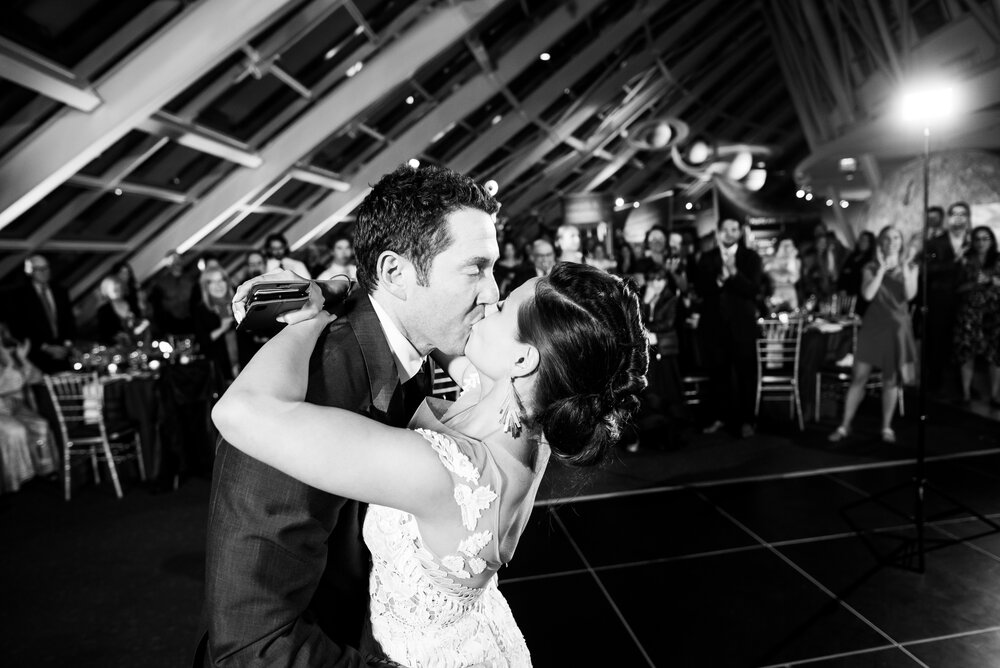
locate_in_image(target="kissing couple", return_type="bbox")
[194,164,648,667]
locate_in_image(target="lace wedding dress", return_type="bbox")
[362,398,548,668]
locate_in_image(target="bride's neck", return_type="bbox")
[445,379,537,462]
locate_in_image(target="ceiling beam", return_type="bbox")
[274,0,612,249]
[495,1,747,205]
[289,165,351,192]
[66,174,190,204]
[0,135,169,279]
[0,0,296,232]
[0,1,181,154]
[447,3,660,175]
[127,0,507,279]
[0,239,130,252]
[138,111,263,168]
[0,36,102,111]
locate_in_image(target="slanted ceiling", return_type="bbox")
[0,0,806,301]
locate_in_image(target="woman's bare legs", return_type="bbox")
[881,377,898,432]
[839,361,873,431]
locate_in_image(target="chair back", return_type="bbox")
[756,318,803,378]
[43,372,107,445]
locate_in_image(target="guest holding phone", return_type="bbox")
[193,268,240,384]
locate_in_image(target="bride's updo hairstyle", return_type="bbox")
[518,262,648,466]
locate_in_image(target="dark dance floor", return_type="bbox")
[3,395,1000,667]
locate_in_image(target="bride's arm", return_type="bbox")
[213,313,452,518]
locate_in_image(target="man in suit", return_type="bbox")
[509,237,556,291]
[6,255,76,374]
[695,218,763,438]
[924,200,970,395]
[196,164,501,667]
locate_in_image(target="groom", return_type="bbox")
[195,164,501,666]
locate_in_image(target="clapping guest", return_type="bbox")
[96,275,151,346]
[695,218,763,438]
[193,267,240,384]
[641,266,686,446]
[829,226,918,444]
[231,250,267,286]
[632,226,670,280]
[317,236,358,281]
[555,223,584,264]
[953,226,1000,405]
[801,232,842,300]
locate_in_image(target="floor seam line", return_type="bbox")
[549,507,657,668]
[695,490,929,668]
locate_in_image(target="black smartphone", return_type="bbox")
[237,281,310,335]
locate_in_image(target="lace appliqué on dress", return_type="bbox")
[363,428,531,667]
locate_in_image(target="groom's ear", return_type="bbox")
[376,251,409,300]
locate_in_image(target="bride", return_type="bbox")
[212,262,648,667]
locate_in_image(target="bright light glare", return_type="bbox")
[685,202,693,210]
[633,201,640,208]
[826,199,833,206]
[795,189,805,198]
[539,52,551,61]
[805,192,813,201]
[405,95,414,105]
[899,82,958,127]
[408,158,420,169]
[614,197,625,207]
[840,200,849,208]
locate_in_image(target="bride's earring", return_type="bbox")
[498,377,525,438]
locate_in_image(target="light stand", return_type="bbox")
[840,99,1000,573]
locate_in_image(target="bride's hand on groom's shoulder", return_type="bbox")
[231,268,328,326]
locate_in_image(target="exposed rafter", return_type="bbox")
[276,0,613,249]
[138,112,263,168]
[0,36,102,111]
[127,0,506,279]
[0,0,296,231]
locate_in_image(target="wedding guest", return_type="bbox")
[96,275,151,346]
[555,223,584,264]
[493,240,522,298]
[148,251,197,338]
[231,250,267,286]
[953,225,1000,405]
[586,242,619,273]
[924,201,971,394]
[317,237,358,281]
[7,255,76,374]
[696,218,763,438]
[829,226,917,444]
[764,236,800,310]
[193,267,240,385]
[837,231,877,304]
[632,226,670,280]
[509,238,556,290]
[801,232,842,300]
[264,233,311,279]
[641,265,686,446]
[926,206,945,238]
[0,323,57,491]
[616,240,637,276]
[111,260,145,319]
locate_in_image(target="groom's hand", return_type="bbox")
[232,268,333,326]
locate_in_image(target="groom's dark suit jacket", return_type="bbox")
[196,295,414,667]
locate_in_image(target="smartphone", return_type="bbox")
[237,281,310,335]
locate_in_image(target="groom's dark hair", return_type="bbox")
[353,163,500,293]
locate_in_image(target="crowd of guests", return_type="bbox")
[1,200,996,490]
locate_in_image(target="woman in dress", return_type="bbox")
[213,262,648,667]
[953,225,1000,404]
[96,275,151,346]
[317,236,359,282]
[0,324,58,492]
[192,267,240,384]
[829,225,917,444]
[764,236,800,311]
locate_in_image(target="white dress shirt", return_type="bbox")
[369,295,425,383]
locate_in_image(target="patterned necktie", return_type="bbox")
[39,286,58,338]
